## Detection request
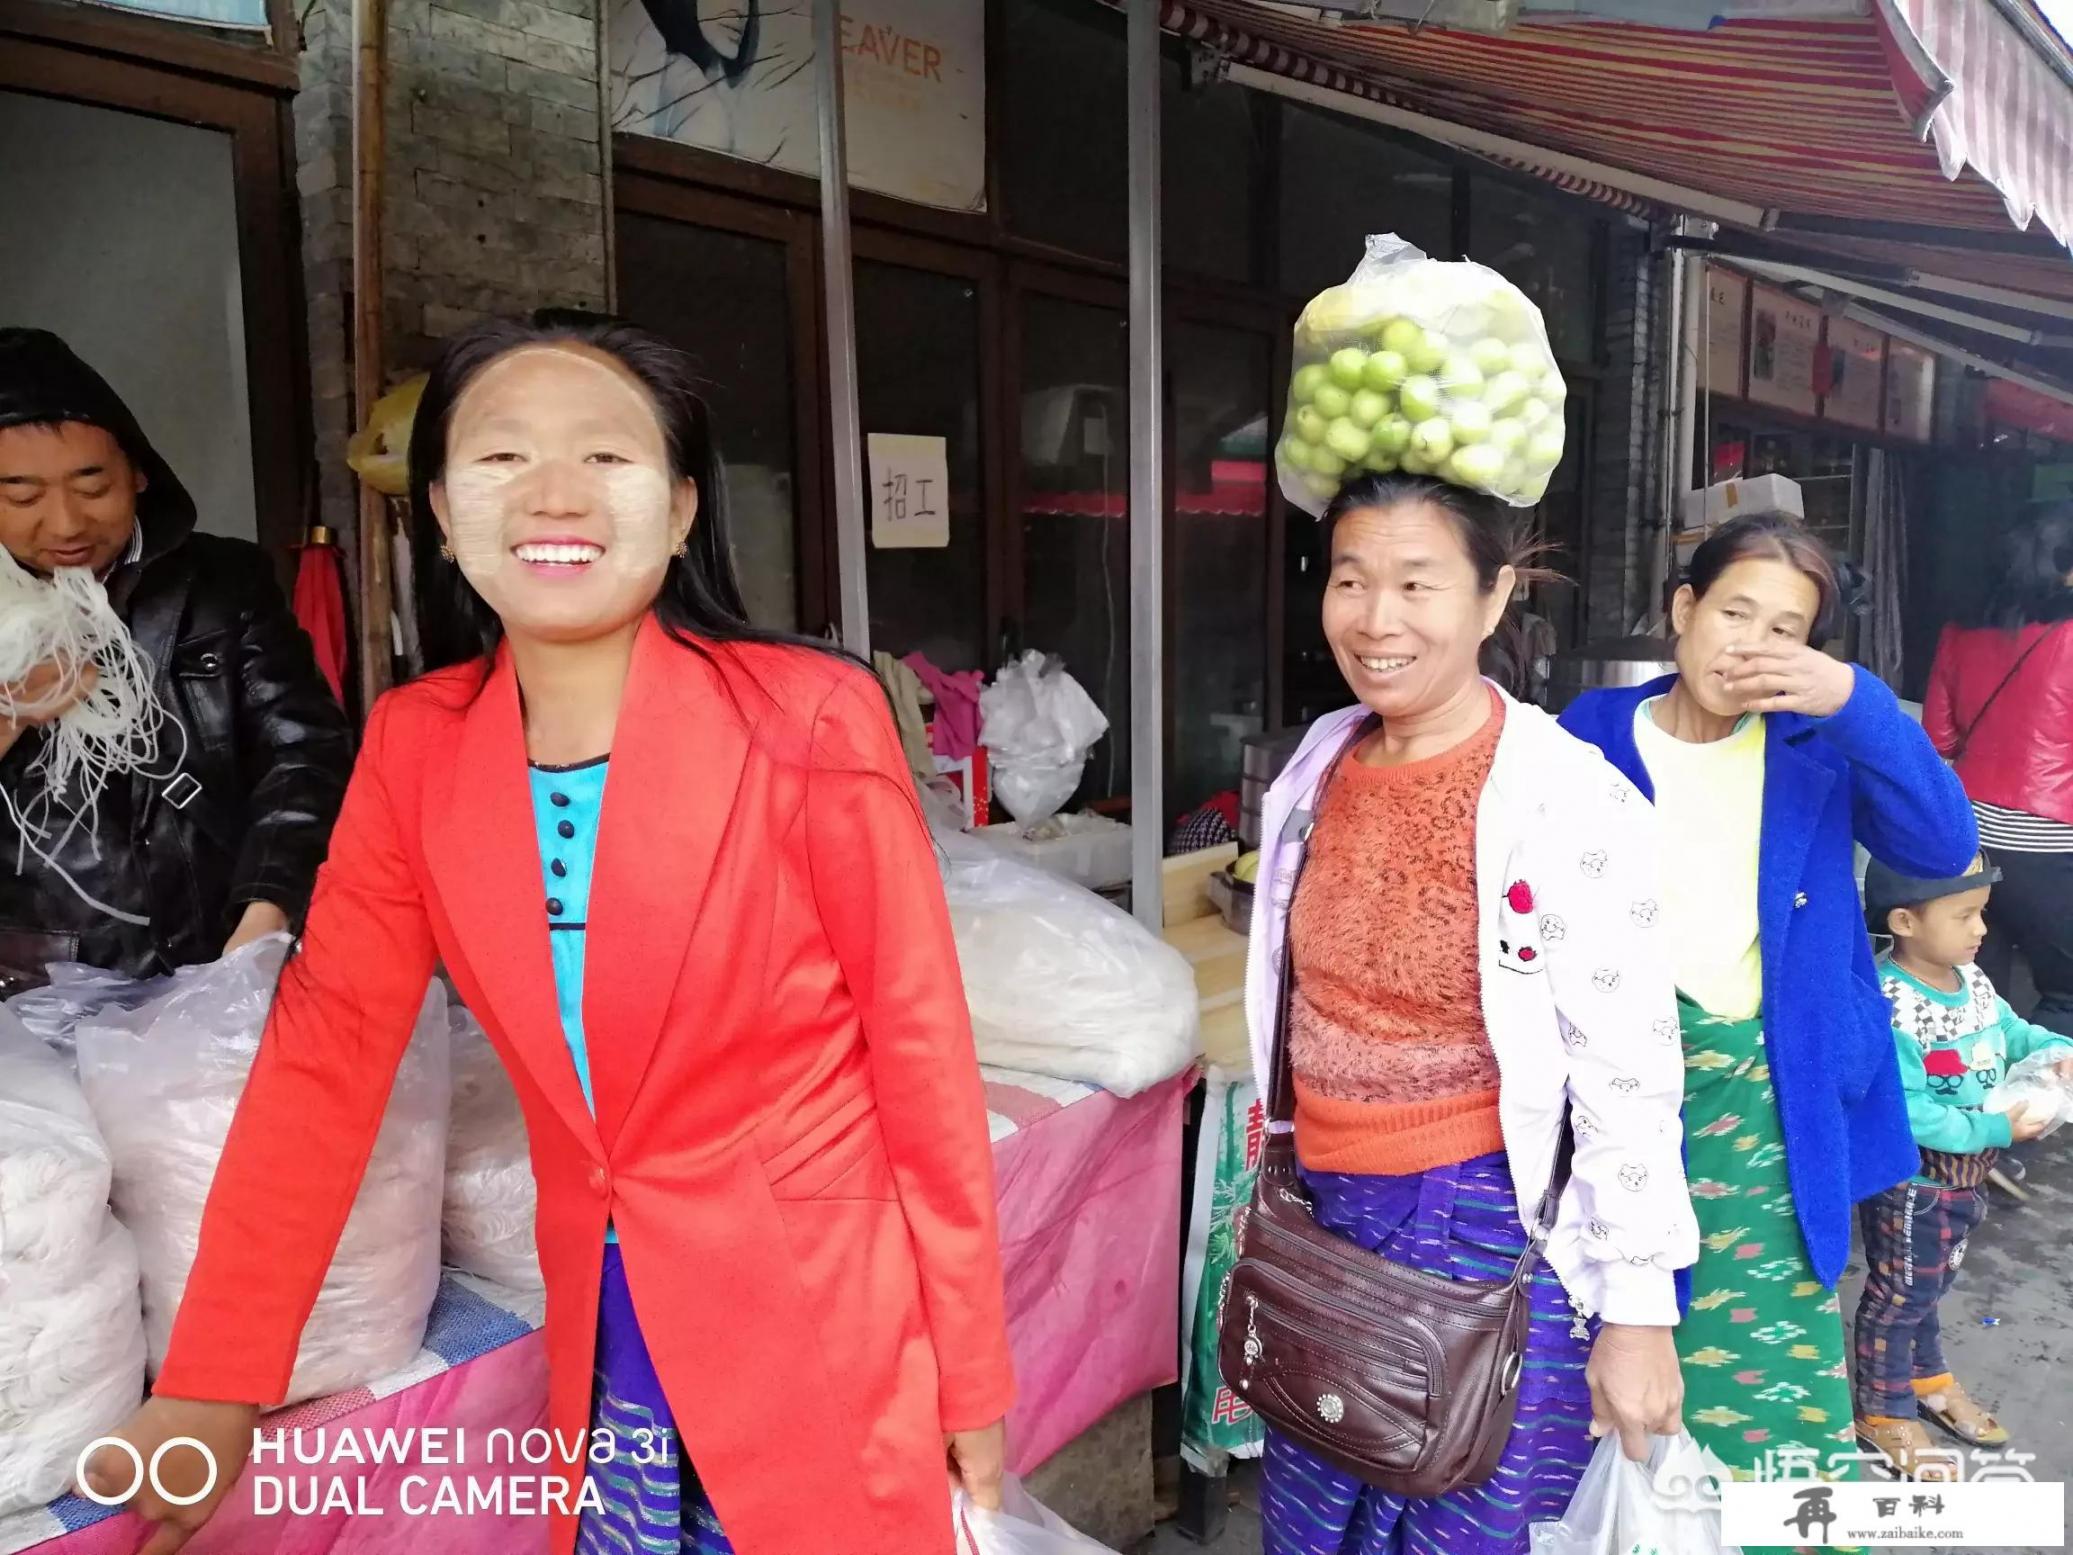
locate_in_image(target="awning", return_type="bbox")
[1148,0,2073,257]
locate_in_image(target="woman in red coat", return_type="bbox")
[84,313,1015,1555]
[1924,504,2073,1034]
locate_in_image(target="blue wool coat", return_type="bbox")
[1560,668,1978,1289]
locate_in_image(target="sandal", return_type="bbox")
[1918,1378,2011,1446]
[1856,1417,1942,1479]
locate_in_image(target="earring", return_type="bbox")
[671,538,689,558]
[439,544,456,563]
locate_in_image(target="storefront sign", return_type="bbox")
[1703,266,1748,398]
[1746,284,1821,417]
[82,0,265,26]
[610,0,986,213]
[867,432,951,549]
[1884,341,1937,442]
[1820,316,1884,431]
[1985,377,2073,443]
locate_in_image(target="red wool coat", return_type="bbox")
[154,621,1016,1554]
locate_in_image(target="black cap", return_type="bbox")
[1863,852,2001,933]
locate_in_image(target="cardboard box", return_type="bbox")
[1678,474,1805,532]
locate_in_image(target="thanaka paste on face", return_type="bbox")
[438,346,682,591]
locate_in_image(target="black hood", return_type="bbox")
[0,328,197,562]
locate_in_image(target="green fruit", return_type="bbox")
[1294,406,1329,445]
[1329,347,1369,392]
[1449,403,1494,444]
[1405,331,1448,376]
[1410,418,1455,464]
[1304,473,1341,504]
[1325,417,1372,464]
[1517,472,1551,504]
[1508,342,1545,377]
[1362,448,1400,474]
[1291,363,1330,403]
[1483,370,1532,417]
[1363,351,1409,393]
[1539,371,1568,405]
[1310,446,1348,478]
[1372,415,1414,456]
[1313,383,1352,421]
[1469,337,1512,376]
[1519,399,1554,431]
[1438,354,1485,397]
[1525,428,1565,473]
[1280,437,1314,473]
[1379,319,1424,359]
[1488,419,1525,456]
[1349,389,1391,429]
[1399,375,1443,423]
[1398,450,1432,476]
[1449,444,1507,489]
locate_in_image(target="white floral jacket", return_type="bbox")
[1245,683,1700,1325]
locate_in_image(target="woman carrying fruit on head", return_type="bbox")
[1244,465,1699,1555]
[1560,517,1977,1515]
[1243,239,1699,1555]
[82,311,1015,1555]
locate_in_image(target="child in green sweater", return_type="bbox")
[1852,852,2073,1477]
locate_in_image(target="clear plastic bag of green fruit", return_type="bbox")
[1278,233,1567,515]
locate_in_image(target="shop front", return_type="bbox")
[605,0,1636,844]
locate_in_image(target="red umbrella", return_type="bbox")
[292,525,350,705]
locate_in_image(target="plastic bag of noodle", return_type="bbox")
[0,1010,147,1518]
[1278,233,1568,516]
[75,935,450,1406]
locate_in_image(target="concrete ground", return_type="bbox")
[1141,1123,2073,1554]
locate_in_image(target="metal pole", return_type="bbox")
[1126,0,1163,929]
[814,0,871,657]
[352,0,392,718]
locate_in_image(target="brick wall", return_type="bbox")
[383,0,609,371]
[288,0,610,599]
[1586,222,1664,637]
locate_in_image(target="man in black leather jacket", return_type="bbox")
[0,328,352,991]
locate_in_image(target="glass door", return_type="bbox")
[613,183,823,634]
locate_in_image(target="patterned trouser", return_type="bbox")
[1851,1180,1988,1421]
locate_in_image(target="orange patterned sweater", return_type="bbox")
[1288,690,1506,1175]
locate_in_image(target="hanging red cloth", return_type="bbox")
[292,526,350,704]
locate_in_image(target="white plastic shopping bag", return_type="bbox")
[1983,1048,2073,1139]
[979,652,1109,829]
[1530,1433,1739,1555]
[952,1474,1122,1555]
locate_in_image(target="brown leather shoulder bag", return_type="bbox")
[1216,794,1573,1497]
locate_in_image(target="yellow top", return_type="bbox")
[1633,698,1766,1021]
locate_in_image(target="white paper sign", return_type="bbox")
[867,433,950,550]
[610,0,986,213]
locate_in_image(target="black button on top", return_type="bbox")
[557,819,575,839]
[550,792,571,808]
[547,898,565,917]
[550,859,567,878]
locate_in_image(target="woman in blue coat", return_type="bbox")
[1561,517,1975,1500]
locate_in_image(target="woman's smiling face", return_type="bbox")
[431,344,695,648]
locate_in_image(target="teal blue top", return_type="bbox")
[528,757,615,1240]
[1881,959,2073,1179]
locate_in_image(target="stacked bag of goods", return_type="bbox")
[936,826,1200,1097]
[1278,234,1567,515]
[74,936,451,1407]
[442,1001,542,1292]
[0,1010,146,1517]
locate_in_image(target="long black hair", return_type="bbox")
[1320,472,1561,696]
[407,309,855,680]
[1963,502,2073,631]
